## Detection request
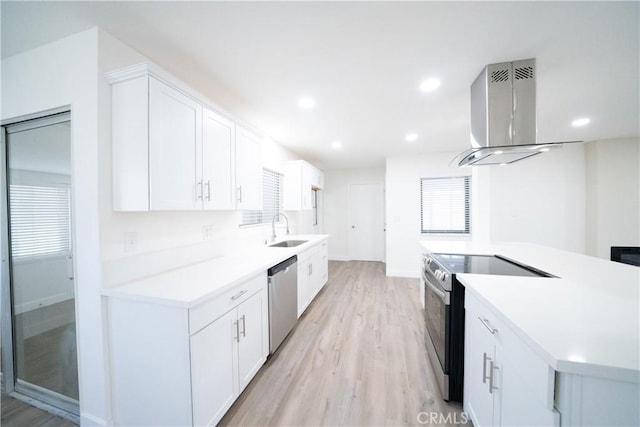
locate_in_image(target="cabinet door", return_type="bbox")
[149,77,202,210]
[318,241,329,288]
[235,126,262,210]
[464,306,498,426]
[190,309,239,427]
[237,290,266,391]
[309,256,320,299]
[301,164,313,210]
[297,258,311,317]
[202,108,235,210]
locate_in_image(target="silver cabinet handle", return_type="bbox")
[240,314,246,337]
[489,360,499,394]
[206,180,211,201]
[233,320,240,342]
[231,290,247,300]
[478,317,498,334]
[237,185,243,203]
[66,256,74,280]
[197,180,203,200]
[482,352,491,383]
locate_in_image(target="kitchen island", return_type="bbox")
[420,241,639,426]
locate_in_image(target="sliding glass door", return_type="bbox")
[1,111,79,418]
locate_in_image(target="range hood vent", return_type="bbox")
[455,58,581,167]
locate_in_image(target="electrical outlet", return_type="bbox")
[124,232,137,252]
[203,225,213,241]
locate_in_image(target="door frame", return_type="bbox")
[1,107,80,422]
[347,182,385,262]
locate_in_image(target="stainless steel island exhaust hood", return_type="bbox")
[455,58,581,167]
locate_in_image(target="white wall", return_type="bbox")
[324,167,385,261]
[385,145,587,278]
[385,153,471,277]
[585,138,640,259]
[2,28,106,425]
[486,143,586,253]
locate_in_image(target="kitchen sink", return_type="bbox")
[269,240,308,248]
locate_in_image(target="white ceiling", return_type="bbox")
[2,1,639,170]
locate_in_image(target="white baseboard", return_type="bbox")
[81,411,108,426]
[328,255,350,261]
[385,269,420,279]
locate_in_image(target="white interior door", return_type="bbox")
[348,183,384,262]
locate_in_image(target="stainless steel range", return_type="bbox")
[422,252,553,402]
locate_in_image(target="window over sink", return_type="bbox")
[240,168,282,226]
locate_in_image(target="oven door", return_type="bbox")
[423,267,450,399]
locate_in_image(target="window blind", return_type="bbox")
[420,176,471,234]
[9,184,71,259]
[240,169,282,226]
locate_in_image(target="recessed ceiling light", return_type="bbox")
[405,133,418,142]
[419,78,441,92]
[571,117,590,127]
[298,97,315,109]
[331,141,342,150]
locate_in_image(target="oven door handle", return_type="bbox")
[424,275,450,305]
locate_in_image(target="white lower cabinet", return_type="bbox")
[318,239,329,288]
[190,309,237,426]
[297,246,318,318]
[296,240,329,318]
[464,290,559,427]
[108,272,268,426]
[191,288,265,426]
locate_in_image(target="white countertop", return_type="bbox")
[103,234,328,308]
[419,240,640,382]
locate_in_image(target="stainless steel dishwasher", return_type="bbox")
[267,255,297,354]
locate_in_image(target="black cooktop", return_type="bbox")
[431,254,551,277]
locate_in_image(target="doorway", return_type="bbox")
[348,183,385,262]
[1,111,79,419]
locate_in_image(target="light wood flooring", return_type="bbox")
[220,260,467,426]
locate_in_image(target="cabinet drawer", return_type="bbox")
[469,294,555,409]
[298,245,318,263]
[190,272,266,335]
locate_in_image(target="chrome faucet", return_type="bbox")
[271,212,290,242]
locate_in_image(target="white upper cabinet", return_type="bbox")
[149,77,203,210]
[284,160,324,211]
[235,126,262,211]
[202,108,235,210]
[107,63,265,213]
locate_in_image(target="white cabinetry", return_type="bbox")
[148,78,203,210]
[296,239,329,317]
[318,239,328,288]
[191,287,265,426]
[284,160,324,211]
[235,126,263,211]
[202,108,235,210]
[107,64,263,212]
[108,273,268,427]
[111,74,206,211]
[297,245,318,317]
[464,291,559,427]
